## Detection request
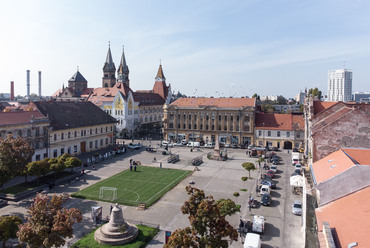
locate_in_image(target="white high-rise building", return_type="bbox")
[327,69,352,102]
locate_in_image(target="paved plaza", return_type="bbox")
[0,140,304,248]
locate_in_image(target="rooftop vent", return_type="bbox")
[330,164,337,169]
[348,242,358,248]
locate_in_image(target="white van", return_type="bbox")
[187,141,200,148]
[251,215,265,234]
[161,141,173,147]
[243,233,261,248]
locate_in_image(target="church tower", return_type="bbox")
[102,43,116,88]
[153,63,171,104]
[117,46,130,88]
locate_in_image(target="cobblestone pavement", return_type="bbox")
[0,140,304,248]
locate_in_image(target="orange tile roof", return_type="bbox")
[0,110,47,126]
[342,148,370,165]
[313,101,337,115]
[170,97,256,108]
[312,148,370,184]
[255,113,303,131]
[315,186,370,247]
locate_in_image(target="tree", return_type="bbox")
[242,162,256,178]
[276,95,287,104]
[17,193,82,248]
[0,215,22,248]
[64,156,82,173]
[261,104,274,113]
[252,93,260,101]
[49,158,66,180]
[0,134,34,182]
[27,160,50,185]
[233,192,240,203]
[164,186,238,248]
[308,87,322,100]
[0,166,12,191]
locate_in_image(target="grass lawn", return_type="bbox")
[1,181,40,195]
[71,224,159,248]
[71,166,191,207]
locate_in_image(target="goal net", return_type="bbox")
[99,186,117,201]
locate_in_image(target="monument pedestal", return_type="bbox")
[95,204,138,246]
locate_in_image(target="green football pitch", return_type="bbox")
[71,166,191,207]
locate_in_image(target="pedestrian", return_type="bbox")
[130,164,132,171]
[92,164,96,170]
[110,205,113,215]
[134,164,137,172]
[154,157,156,162]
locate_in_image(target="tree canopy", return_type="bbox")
[17,193,82,248]
[0,215,22,248]
[27,160,50,185]
[0,134,34,182]
[242,162,256,178]
[308,87,322,100]
[164,186,238,248]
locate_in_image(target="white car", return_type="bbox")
[128,143,140,149]
[292,200,302,215]
[270,165,278,173]
[162,141,173,147]
[173,142,182,146]
[244,233,261,248]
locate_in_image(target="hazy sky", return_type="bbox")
[1,0,370,99]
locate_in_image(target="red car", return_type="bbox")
[266,170,275,178]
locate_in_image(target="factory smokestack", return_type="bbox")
[10,81,14,101]
[38,71,42,98]
[26,70,30,98]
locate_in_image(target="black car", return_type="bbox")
[294,169,302,175]
[260,179,276,189]
[272,160,279,165]
[261,193,271,206]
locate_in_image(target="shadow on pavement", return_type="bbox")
[262,222,280,241]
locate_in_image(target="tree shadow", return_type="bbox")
[261,222,280,241]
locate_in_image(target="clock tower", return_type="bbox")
[102,42,116,88]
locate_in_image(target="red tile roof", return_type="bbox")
[312,148,370,184]
[342,148,370,165]
[315,186,370,247]
[152,81,168,100]
[255,113,304,131]
[313,101,337,115]
[0,110,47,126]
[171,97,256,108]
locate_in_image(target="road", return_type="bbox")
[0,141,304,248]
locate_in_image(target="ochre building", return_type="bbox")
[163,97,256,146]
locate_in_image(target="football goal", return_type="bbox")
[99,186,117,201]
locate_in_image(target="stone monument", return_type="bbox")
[95,203,138,245]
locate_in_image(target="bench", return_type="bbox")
[192,156,203,166]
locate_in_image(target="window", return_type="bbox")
[106,138,108,145]
[219,115,221,121]
[35,141,39,149]
[61,133,64,140]
[237,115,240,121]
[297,132,300,138]
[286,132,290,137]
[54,134,57,141]
[200,124,203,130]
[74,131,77,137]
[194,124,197,129]
[106,127,108,132]
[74,145,77,153]
[90,129,92,135]
[18,130,22,137]
[169,123,174,128]
[224,115,227,121]
[268,131,271,137]
[188,124,191,129]
[277,131,280,137]
[36,154,41,161]
[183,124,186,129]
[35,127,40,136]
[68,132,71,138]
[27,129,31,137]
[100,139,103,146]
[68,147,71,154]
[258,130,262,136]
[89,141,93,148]
[61,148,65,155]
[189,114,191,120]
[84,130,86,136]
[53,150,58,158]
[101,127,103,133]
[95,140,98,148]
[212,125,214,130]
[178,124,180,129]
[231,116,233,121]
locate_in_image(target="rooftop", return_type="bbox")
[255,113,304,131]
[316,186,370,247]
[170,97,256,108]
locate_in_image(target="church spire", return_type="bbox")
[102,42,117,88]
[155,62,166,81]
[117,45,130,87]
[103,42,116,71]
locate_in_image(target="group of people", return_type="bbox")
[129,159,138,171]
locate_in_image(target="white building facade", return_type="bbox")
[327,69,352,102]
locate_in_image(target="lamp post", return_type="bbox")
[263,122,265,148]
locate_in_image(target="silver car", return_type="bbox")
[292,200,302,215]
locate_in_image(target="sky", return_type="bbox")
[1,0,370,99]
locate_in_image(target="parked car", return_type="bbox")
[243,233,261,248]
[294,168,302,175]
[260,179,276,189]
[271,147,279,151]
[266,170,275,178]
[292,200,302,215]
[272,159,280,165]
[292,158,299,166]
[225,143,231,148]
[161,141,173,147]
[261,193,271,206]
[173,142,182,146]
[187,141,200,148]
[293,148,299,152]
[260,184,271,195]
[146,147,157,152]
[270,165,278,173]
[295,164,302,171]
[251,215,265,234]
[204,142,214,148]
[181,139,188,145]
[128,143,141,149]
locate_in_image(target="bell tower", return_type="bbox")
[102,42,116,88]
[117,46,130,88]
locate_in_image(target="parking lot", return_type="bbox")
[0,140,304,248]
